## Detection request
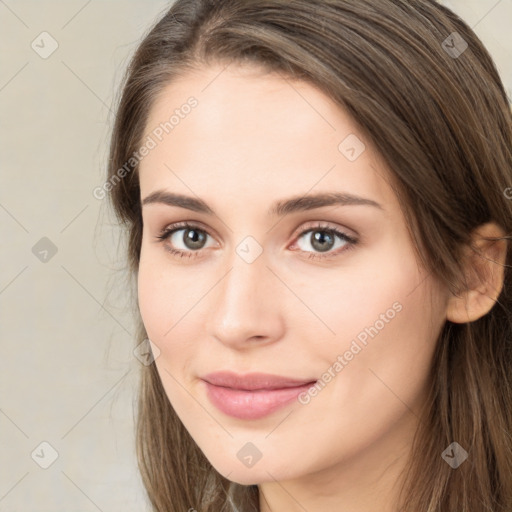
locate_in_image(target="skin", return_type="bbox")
[136,63,507,512]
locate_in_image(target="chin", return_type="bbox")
[209,455,295,486]
[210,463,263,485]
[226,473,263,486]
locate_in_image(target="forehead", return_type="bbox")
[139,64,398,214]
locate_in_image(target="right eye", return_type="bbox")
[155,222,216,258]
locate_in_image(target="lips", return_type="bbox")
[201,371,317,420]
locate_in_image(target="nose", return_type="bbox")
[206,248,285,349]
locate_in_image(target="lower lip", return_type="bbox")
[203,381,316,420]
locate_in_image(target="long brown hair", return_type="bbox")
[106,1,512,510]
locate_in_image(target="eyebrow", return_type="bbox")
[141,190,383,216]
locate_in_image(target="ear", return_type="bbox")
[446,222,508,324]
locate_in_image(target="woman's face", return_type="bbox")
[137,63,449,492]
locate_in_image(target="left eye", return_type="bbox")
[295,227,355,254]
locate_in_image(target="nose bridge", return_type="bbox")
[207,242,283,346]
[217,246,268,321]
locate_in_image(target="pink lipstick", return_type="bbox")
[202,371,317,420]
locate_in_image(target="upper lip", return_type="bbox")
[202,371,317,391]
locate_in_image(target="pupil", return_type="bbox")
[311,230,334,252]
[184,229,206,249]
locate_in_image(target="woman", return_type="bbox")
[106,0,512,510]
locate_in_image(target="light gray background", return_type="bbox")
[0,1,511,510]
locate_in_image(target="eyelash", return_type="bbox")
[155,221,358,261]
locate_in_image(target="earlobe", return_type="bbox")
[446,222,508,324]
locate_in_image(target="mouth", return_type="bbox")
[201,371,317,420]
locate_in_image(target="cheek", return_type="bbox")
[283,238,423,349]
[295,239,439,407]
[137,252,186,380]
[137,244,197,342]
[137,252,166,340]
[137,246,206,385]
[137,255,194,408]
[319,265,440,433]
